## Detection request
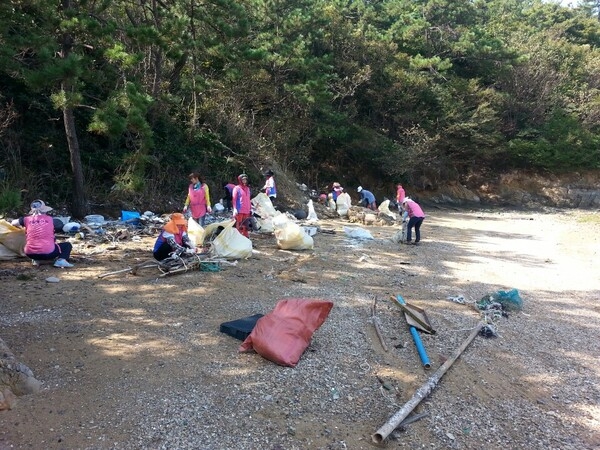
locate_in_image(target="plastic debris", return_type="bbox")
[478,288,523,311]
[343,226,374,240]
[447,295,466,304]
[479,324,499,338]
[331,387,340,400]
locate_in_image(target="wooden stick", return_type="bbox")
[131,259,160,275]
[371,296,389,352]
[372,321,484,444]
[97,267,133,278]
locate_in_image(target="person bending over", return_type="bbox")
[402,198,425,245]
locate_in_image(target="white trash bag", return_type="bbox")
[273,215,314,250]
[256,216,275,233]
[378,200,397,220]
[0,219,26,259]
[187,217,205,247]
[306,200,318,222]
[343,226,374,240]
[252,192,278,218]
[210,222,253,259]
[336,192,352,217]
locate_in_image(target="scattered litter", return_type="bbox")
[479,324,499,338]
[121,210,140,225]
[343,226,374,240]
[302,226,317,237]
[391,412,429,435]
[330,387,340,400]
[62,222,81,233]
[376,376,394,391]
[447,294,466,304]
[84,214,105,225]
[372,321,485,444]
[306,200,319,222]
[220,314,264,341]
[478,288,523,311]
[45,277,60,283]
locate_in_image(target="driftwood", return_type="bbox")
[371,296,389,352]
[97,259,157,278]
[372,321,484,444]
[97,254,237,279]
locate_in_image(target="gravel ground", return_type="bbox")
[1,208,599,449]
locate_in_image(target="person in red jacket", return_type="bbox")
[402,198,425,245]
[232,173,252,237]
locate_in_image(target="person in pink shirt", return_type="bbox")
[232,173,252,237]
[402,198,425,245]
[396,183,405,205]
[183,172,212,226]
[11,199,74,267]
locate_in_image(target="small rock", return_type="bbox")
[46,277,60,283]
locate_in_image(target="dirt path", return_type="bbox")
[1,208,599,449]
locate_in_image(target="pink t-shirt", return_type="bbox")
[396,186,405,204]
[405,200,425,218]
[23,214,56,254]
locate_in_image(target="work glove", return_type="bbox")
[232,208,238,217]
[207,206,212,214]
[11,219,20,227]
[184,248,196,256]
[183,205,188,213]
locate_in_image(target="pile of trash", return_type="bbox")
[55,211,166,244]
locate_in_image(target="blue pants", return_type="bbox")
[27,242,72,261]
[407,217,424,242]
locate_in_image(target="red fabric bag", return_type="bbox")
[239,298,333,367]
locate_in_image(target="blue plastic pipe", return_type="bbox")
[395,295,431,370]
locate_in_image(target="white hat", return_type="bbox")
[357,186,363,193]
[30,199,53,214]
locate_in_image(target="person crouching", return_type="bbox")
[12,199,74,268]
[153,213,195,261]
[357,186,377,210]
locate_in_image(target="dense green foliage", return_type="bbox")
[1,0,599,215]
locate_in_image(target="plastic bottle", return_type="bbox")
[331,387,340,400]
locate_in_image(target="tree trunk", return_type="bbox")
[62,99,88,218]
[60,0,88,218]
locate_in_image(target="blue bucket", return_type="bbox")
[121,210,141,224]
